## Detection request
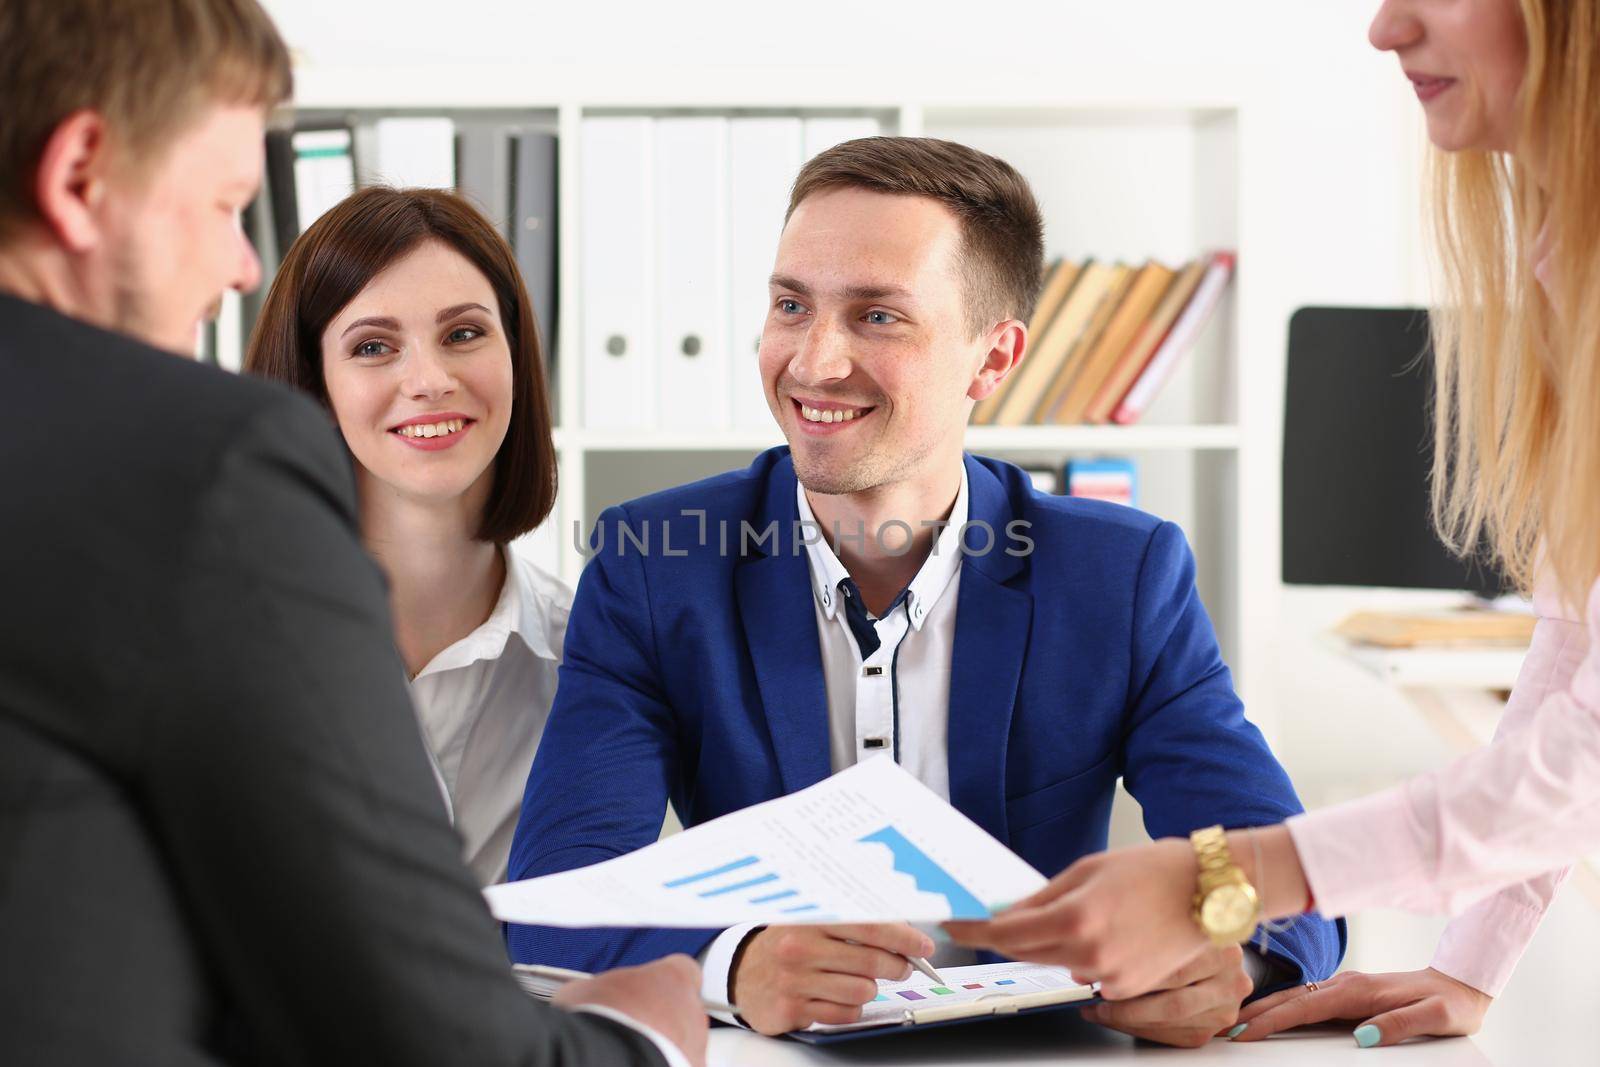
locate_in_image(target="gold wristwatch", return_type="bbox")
[1190,825,1262,946]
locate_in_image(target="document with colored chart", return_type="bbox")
[483,756,1047,928]
[796,961,1098,1040]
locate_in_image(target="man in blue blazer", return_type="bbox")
[509,136,1344,1045]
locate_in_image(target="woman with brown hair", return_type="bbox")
[247,185,566,887]
[951,0,1600,1049]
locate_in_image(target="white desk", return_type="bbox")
[709,1012,1494,1064]
[1338,645,1525,691]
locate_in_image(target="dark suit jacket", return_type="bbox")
[0,294,663,1066]
[507,449,1344,989]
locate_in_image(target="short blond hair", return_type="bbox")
[0,0,292,239]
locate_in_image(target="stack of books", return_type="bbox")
[972,252,1235,426]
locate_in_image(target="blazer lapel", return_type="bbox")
[735,457,832,795]
[947,456,1032,846]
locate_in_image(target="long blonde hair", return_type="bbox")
[1430,0,1600,609]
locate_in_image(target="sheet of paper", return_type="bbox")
[806,961,1093,1034]
[484,756,1047,928]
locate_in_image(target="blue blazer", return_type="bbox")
[507,449,1345,989]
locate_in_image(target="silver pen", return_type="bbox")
[905,954,946,985]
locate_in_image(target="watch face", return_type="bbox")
[1202,885,1258,934]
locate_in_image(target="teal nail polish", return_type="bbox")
[1353,1024,1382,1048]
[1227,1024,1248,1040]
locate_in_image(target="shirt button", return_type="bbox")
[821,590,831,608]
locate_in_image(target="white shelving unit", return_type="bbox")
[256,69,1275,705]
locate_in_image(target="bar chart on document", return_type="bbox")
[484,757,1047,929]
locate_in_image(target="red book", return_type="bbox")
[1111,251,1235,425]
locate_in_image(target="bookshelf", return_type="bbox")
[227,77,1273,705]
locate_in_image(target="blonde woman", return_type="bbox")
[949,0,1600,1049]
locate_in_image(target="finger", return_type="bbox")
[792,971,881,1009]
[802,998,866,1028]
[1147,944,1242,993]
[1235,986,1308,1024]
[956,897,1088,955]
[822,923,935,960]
[1092,988,1201,1030]
[1012,857,1098,910]
[952,868,1094,946]
[1082,1007,1211,1050]
[941,920,991,945]
[1358,1000,1454,1047]
[1233,985,1373,1042]
[1092,971,1238,1031]
[814,941,915,982]
[1236,971,1354,1025]
[1094,940,1212,1002]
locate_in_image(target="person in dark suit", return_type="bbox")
[0,3,705,1065]
[507,137,1345,1045]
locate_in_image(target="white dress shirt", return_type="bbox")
[409,548,571,887]
[400,554,694,1065]
[571,1005,691,1067]
[805,472,968,798]
[701,470,972,1011]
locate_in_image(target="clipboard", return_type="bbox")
[785,963,1100,1045]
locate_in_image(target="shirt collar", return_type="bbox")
[413,547,560,679]
[795,466,969,632]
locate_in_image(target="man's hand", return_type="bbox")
[1230,968,1493,1047]
[552,955,708,1067]
[1080,943,1254,1048]
[729,923,934,1035]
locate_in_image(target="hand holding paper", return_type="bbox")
[485,757,1047,929]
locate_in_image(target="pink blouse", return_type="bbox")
[1286,576,1592,996]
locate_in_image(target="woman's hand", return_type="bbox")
[945,838,1210,999]
[1231,968,1493,1047]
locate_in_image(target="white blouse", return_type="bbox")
[409,548,572,886]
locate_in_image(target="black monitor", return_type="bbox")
[1282,306,1508,596]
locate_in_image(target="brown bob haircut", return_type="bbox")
[0,0,292,241]
[786,136,1046,337]
[245,186,557,545]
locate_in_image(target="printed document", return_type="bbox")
[806,961,1094,1034]
[484,757,1046,927]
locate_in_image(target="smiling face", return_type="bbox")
[761,186,1004,497]
[1369,0,1529,152]
[319,239,514,513]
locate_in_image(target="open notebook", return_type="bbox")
[791,961,1098,1044]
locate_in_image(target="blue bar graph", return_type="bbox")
[750,889,799,904]
[781,904,820,914]
[663,855,759,889]
[698,873,779,898]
